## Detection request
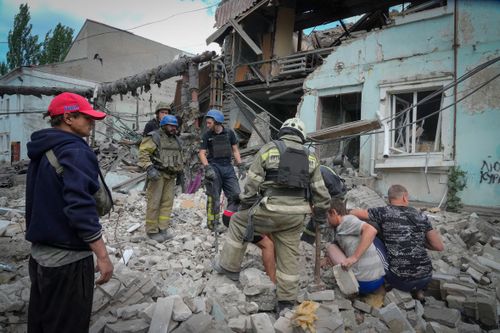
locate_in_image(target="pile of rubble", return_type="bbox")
[0,176,499,332]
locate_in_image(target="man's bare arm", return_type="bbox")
[425,229,444,251]
[199,149,209,167]
[341,223,377,269]
[232,144,242,165]
[349,208,369,221]
[89,238,113,284]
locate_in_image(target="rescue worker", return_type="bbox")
[142,102,171,136]
[198,109,244,231]
[213,117,331,314]
[301,164,347,244]
[222,200,276,283]
[138,115,183,242]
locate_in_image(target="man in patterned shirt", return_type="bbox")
[350,184,444,298]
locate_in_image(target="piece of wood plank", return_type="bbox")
[229,18,263,56]
[308,118,381,140]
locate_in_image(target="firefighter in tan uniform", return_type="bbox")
[214,118,331,313]
[138,115,183,242]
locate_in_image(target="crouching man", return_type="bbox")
[325,198,385,294]
[350,184,444,299]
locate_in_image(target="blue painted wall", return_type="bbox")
[299,0,500,208]
[454,1,500,207]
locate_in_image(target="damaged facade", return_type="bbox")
[207,0,500,210]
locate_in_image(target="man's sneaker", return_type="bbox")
[212,259,240,281]
[159,229,175,241]
[276,301,295,318]
[147,232,165,242]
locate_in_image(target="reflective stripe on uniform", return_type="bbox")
[260,147,279,161]
[311,178,326,188]
[225,237,246,249]
[262,196,310,213]
[158,215,170,221]
[247,169,264,182]
[276,269,300,282]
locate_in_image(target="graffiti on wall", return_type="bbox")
[480,158,500,184]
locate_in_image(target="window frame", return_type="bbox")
[377,76,455,168]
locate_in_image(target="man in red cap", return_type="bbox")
[25,92,114,333]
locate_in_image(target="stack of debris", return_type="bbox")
[0,165,499,332]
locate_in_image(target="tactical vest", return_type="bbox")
[265,140,310,189]
[208,132,232,159]
[151,131,183,173]
[45,149,113,217]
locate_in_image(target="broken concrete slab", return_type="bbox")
[423,306,461,328]
[333,265,359,296]
[378,302,415,333]
[228,316,248,333]
[148,297,173,333]
[104,319,149,333]
[176,313,214,333]
[170,295,192,321]
[250,313,274,333]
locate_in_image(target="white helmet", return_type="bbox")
[280,117,306,141]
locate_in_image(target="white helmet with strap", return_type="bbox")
[280,117,306,142]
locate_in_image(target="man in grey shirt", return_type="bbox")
[325,198,385,294]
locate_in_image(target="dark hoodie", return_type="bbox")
[25,128,102,251]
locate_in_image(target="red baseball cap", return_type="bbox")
[48,92,106,120]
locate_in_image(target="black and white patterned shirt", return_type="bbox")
[368,205,433,280]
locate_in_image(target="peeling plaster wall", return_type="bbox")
[454,1,500,208]
[300,1,500,207]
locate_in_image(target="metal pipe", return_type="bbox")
[377,111,390,158]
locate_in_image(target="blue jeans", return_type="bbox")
[205,163,240,229]
[385,270,432,292]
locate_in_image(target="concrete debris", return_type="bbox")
[1,165,500,332]
[333,264,359,296]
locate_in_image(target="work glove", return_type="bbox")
[300,219,316,245]
[204,165,217,181]
[236,163,247,180]
[176,172,184,186]
[312,207,327,226]
[146,165,161,181]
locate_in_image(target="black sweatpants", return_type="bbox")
[28,255,94,333]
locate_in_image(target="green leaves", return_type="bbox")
[3,4,74,72]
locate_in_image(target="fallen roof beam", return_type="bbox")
[97,50,216,100]
[268,86,303,101]
[229,18,262,56]
[0,51,216,100]
[0,85,93,98]
[308,118,381,140]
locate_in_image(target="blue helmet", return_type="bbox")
[205,109,224,123]
[160,115,178,127]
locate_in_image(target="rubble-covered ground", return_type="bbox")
[1,170,500,332]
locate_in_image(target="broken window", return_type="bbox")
[390,89,443,154]
[319,92,361,167]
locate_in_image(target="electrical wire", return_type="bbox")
[73,3,220,44]
[379,55,500,124]
[308,71,500,146]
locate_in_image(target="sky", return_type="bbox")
[0,0,222,64]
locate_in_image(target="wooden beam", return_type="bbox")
[268,86,302,100]
[0,85,93,98]
[308,118,381,140]
[229,18,263,56]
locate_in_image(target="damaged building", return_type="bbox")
[204,0,500,211]
[0,20,187,162]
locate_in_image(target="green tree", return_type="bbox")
[39,23,74,65]
[0,62,8,75]
[6,4,40,70]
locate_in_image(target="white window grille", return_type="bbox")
[390,89,443,154]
